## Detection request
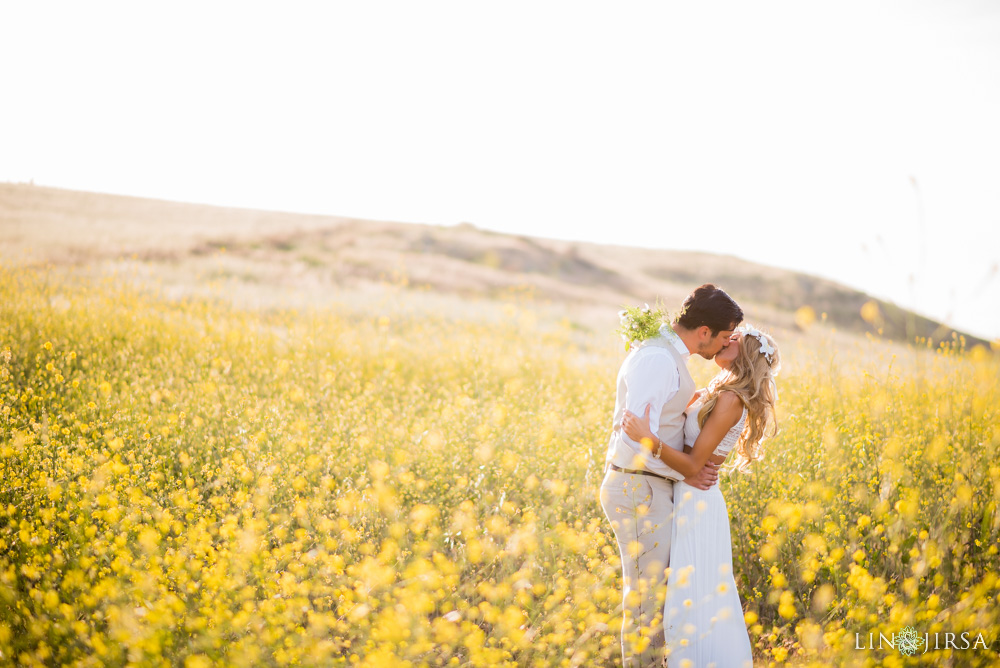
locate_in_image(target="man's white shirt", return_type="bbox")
[615,331,690,479]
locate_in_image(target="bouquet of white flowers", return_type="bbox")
[615,302,671,352]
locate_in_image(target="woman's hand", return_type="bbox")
[622,405,657,445]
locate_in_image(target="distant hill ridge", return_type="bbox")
[0,182,986,348]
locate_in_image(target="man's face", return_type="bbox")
[696,324,737,360]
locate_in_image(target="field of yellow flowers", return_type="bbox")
[1,263,999,667]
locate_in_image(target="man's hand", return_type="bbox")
[683,461,720,490]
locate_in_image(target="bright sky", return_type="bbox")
[3,1,999,339]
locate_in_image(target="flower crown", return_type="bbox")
[738,324,775,364]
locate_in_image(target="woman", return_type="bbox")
[621,324,779,668]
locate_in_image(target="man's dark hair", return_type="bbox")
[674,284,743,335]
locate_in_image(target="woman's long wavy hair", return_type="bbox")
[697,325,780,470]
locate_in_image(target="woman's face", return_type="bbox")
[714,332,742,369]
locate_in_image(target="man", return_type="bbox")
[600,284,744,667]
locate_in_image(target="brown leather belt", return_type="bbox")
[607,463,670,480]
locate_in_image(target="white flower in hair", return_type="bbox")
[738,324,774,363]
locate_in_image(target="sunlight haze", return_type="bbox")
[2,0,998,338]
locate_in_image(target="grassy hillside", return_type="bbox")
[0,183,988,349]
[2,184,999,665]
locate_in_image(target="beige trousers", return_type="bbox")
[600,468,675,668]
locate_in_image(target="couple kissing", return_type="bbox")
[601,284,780,667]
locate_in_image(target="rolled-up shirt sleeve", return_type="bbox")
[622,349,680,450]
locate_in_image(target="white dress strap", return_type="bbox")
[712,406,747,457]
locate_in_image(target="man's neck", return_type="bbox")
[672,323,698,356]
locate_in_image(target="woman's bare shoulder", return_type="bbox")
[711,391,745,425]
[716,390,745,409]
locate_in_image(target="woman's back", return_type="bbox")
[684,395,747,458]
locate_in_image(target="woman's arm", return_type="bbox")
[622,391,743,478]
[686,388,705,410]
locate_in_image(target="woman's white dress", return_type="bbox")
[664,397,754,667]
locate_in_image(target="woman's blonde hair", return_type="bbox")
[697,325,780,470]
